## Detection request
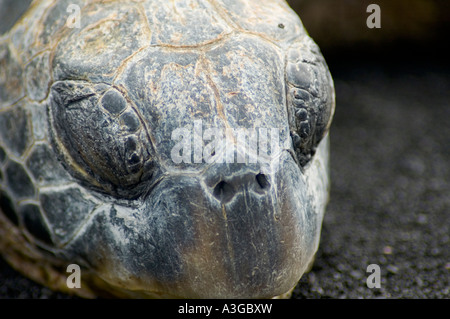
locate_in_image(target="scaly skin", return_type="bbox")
[0,0,334,298]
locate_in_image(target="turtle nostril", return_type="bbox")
[255,173,270,190]
[213,181,235,203]
[211,173,271,203]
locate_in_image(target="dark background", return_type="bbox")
[1,0,449,298]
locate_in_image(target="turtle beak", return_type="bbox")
[64,139,329,299]
[125,150,321,298]
[66,149,324,298]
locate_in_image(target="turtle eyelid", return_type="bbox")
[285,39,334,167]
[49,80,154,199]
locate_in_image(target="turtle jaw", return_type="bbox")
[171,159,318,299]
[78,150,324,299]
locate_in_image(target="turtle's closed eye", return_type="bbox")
[49,81,154,199]
[286,38,335,167]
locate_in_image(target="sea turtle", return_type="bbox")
[0,0,335,298]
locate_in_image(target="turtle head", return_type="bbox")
[47,13,334,298]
